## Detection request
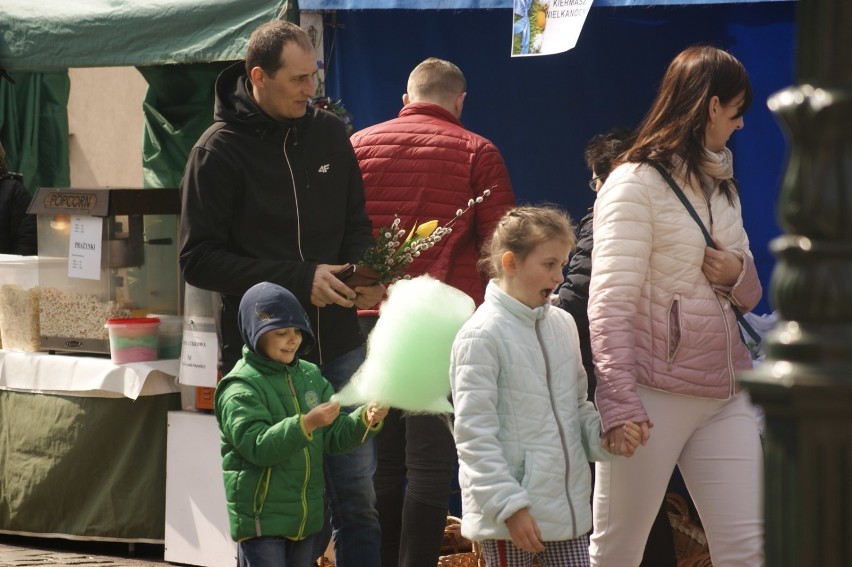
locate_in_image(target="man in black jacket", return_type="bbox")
[0,141,36,255]
[179,20,385,567]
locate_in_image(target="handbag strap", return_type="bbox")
[646,160,761,346]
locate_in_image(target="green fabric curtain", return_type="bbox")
[0,71,71,194]
[0,1,301,194]
[138,62,234,189]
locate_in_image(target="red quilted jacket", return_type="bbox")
[351,102,515,305]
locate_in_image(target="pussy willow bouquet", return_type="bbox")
[359,188,493,286]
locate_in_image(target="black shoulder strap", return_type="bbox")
[646,160,761,347]
[647,161,714,247]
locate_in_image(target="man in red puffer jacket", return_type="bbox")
[351,57,515,567]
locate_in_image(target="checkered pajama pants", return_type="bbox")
[479,535,590,567]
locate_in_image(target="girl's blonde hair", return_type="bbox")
[479,205,575,279]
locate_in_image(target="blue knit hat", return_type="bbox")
[238,282,315,357]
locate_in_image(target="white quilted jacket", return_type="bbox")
[588,161,761,433]
[450,282,611,542]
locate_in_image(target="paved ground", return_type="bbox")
[0,536,167,567]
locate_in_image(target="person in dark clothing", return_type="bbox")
[179,21,386,567]
[0,141,37,255]
[556,128,677,567]
[351,57,515,567]
[555,128,633,400]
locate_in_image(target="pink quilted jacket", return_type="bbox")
[351,102,515,305]
[588,161,761,433]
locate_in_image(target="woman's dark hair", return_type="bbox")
[624,45,752,202]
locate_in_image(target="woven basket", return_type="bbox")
[441,515,473,555]
[437,550,484,567]
[665,492,713,567]
[316,538,335,566]
[438,518,482,567]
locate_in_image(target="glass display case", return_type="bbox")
[28,188,181,354]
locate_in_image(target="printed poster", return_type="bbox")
[179,317,219,387]
[68,215,103,280]
[512,0,594,57]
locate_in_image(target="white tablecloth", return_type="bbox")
[0,350,180,399]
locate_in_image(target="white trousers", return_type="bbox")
[589,387,764,567]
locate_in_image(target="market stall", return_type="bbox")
[0,0,797,559]
[0,186,183,541]
[0,353,180,542]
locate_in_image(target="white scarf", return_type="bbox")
[699,147,734,197]
[702,147,734,180]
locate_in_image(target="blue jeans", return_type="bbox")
[238,535,316,567]
[319,344,381,567]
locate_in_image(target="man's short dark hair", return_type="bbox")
[245,20,314,77]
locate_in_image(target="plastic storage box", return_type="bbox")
[106,317,160,364]
[0,254,41,351]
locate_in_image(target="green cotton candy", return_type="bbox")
[109,334,159,349]
[333,275,475,413]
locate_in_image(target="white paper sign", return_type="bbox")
[68,215,103,280]
[511,0,594,57]
[179,327,219,387]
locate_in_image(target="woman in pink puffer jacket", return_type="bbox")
[587,45,764,567]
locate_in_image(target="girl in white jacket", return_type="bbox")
[450,206,643,567]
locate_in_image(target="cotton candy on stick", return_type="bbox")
[333,275,475,413]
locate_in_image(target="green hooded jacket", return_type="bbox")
[214,346,378,542]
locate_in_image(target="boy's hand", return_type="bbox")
[365,403,389,425]
[303,401,341,434]
[506,508,545,553]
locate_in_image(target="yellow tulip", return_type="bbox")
[414,220,438,239]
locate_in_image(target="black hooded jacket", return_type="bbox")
[179,62,372,369]
[0,171,37,255]
[555,210,596,399]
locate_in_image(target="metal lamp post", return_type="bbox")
[738,2,852,566]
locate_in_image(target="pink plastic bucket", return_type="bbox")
[105,318,160,364]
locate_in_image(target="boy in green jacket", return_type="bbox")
[215,282,387,567]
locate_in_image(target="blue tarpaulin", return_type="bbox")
[0,0,794,69]
[301,0,792,8]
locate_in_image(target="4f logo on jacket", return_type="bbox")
[318,164,330,173]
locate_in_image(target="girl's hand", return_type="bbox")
[506,508,545,553]
[303,401,341,434]
[603,420,652,456]
[702,237,742,287]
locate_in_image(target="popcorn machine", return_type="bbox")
[27,187,181,353]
